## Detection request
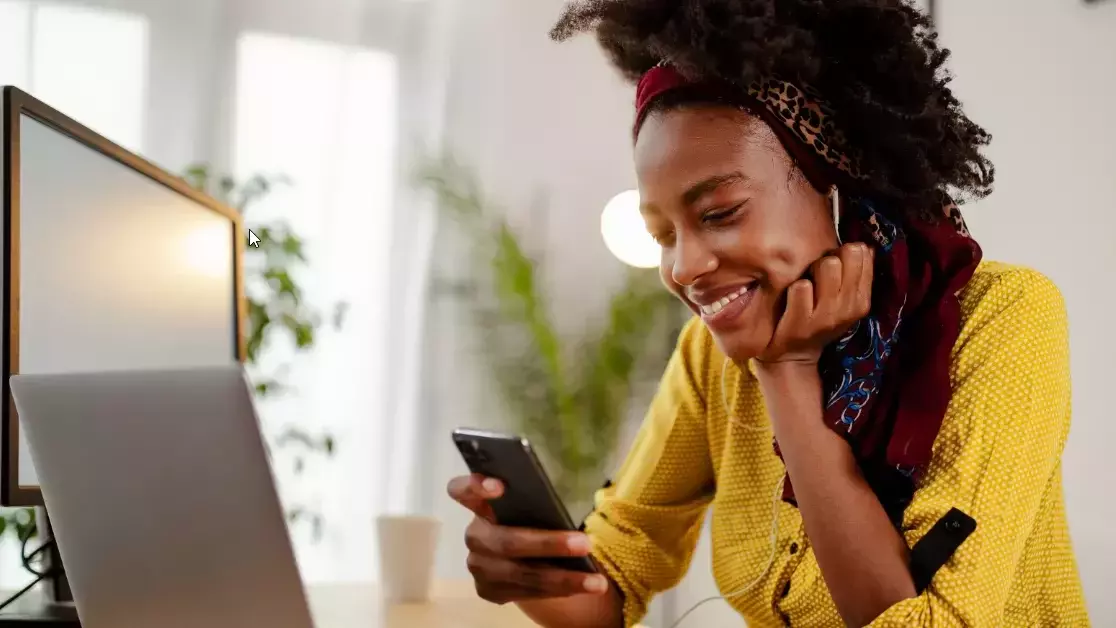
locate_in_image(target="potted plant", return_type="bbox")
[183,165,344,539]
[418,156,686,510]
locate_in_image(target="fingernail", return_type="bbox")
[567,534,591,553]
[584,575,608,593]
[482,478,501,494]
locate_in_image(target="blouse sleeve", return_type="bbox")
[581,317,716,627]
[867,269,1075,627]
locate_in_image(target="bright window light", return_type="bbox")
[28,2,148,151]
[0,2,148,153]
[601,189,660,269]
[234,30,398,584]
[0,1,31,89]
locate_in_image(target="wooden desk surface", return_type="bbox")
[308,580,537,628]
[0,580,539,627]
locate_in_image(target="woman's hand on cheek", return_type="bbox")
[756,242,874,368]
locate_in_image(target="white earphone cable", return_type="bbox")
[668,359,784,628]
[670,185,837,626]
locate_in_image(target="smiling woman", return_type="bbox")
[445,1,1090,627]
[636,107,841,362]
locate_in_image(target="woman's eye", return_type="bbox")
[702,203,744,224]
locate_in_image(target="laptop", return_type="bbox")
[10,366,315,628]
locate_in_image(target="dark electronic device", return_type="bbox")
[452,428,597,574]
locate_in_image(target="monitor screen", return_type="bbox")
[3,89,242,501]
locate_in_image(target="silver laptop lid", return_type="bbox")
[10,366,313,628]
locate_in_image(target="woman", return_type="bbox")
[447,0,1089,626]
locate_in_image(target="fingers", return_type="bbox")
[447,474,501,521]
[837,243,865,298]
[467,553,609,604]
[763,242,876,362]
[466,517,592,560]
[811,255,843,308]
[836,243,871,320]
[780,279,815,333]
[464,518,608,605]
[812,243,873,325]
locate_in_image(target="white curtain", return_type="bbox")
[0,0,450,585]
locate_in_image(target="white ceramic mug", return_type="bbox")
[376,515,441,603]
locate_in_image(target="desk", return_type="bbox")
[0,581,538,628]
[0,591,77,627]
[308,581,537,628]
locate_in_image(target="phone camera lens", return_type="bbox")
[456,438,489,465]
[468,440,491,463]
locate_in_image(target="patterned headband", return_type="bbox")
[633,62,866,190]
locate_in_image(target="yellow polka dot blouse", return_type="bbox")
[583,262,1090,627]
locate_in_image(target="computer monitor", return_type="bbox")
[0,86,246,506]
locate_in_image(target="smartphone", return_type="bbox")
[451,427,597,573]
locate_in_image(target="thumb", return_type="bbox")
[447,474,501,522]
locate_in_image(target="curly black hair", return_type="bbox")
[550,0,994,211]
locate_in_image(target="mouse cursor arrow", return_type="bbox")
[248,229,261,248]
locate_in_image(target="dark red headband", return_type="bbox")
[633,63,836,193]
[634,63,691,131]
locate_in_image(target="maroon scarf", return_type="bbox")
[635,64,982,517]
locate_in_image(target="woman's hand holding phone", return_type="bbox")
[447,474,611,604]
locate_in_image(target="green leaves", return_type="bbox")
[183,163,339,541]
[420,155,684,503]
[183,164,328,370]
[0,507,36,546]
[287,507,324,542]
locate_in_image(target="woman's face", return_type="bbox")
[635,105,838,362]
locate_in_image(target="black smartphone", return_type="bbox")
[452,427,597,574]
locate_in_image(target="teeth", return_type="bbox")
[699,286,749,316]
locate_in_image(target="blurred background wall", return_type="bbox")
[0,0,1113,625]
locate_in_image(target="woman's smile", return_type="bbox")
[686,282,758,331]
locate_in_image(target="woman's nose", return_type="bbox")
[671,234,718,286]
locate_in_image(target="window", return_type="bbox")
[0,1,405,588]
[0,2,31,89]
[234,31,398,583]
[0,0,149,587]
[0,1,148,151]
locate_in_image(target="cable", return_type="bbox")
[668,475,784,628]
[720,358,765,434]
[667,359,785,628]
[0,573,49,613]
[0,523,61,612]
[21,523,51,577]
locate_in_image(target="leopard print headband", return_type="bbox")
[634,63,969,232]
